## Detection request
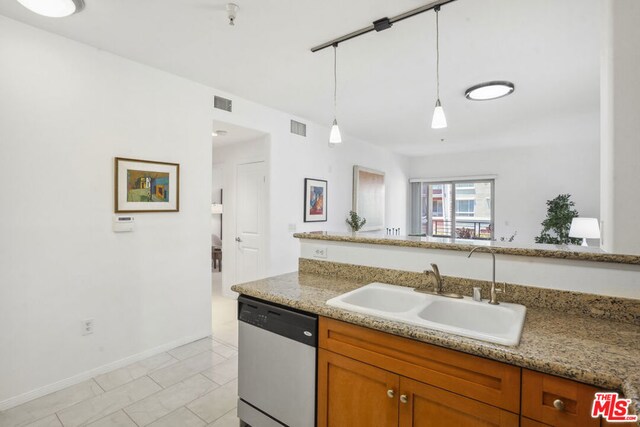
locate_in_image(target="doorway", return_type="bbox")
[211,121,269,346]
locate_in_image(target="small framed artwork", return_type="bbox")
[115,157,180,213]
[304,178,327,222]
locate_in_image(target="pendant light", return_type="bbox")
[329,44,343,144]
[431,6,447,129]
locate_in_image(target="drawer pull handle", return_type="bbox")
[387,389,395,398]
[553,399,566,411]
[400,395,409,404]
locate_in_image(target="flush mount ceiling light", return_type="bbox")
[212,130,228,137]
[465,81,515,101]
[329,44,343,145]
[16,0,84,17]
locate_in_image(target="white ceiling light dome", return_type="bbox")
[465,81,515,101]
[16,0,84,17]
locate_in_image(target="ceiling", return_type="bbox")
[211,120,266,147]
[0,0,601,156]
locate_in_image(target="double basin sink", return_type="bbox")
[326,283,526,346]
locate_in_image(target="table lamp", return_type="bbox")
[569,218,600,247]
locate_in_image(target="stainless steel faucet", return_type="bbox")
[415,263,462,299]
[467,247,504,305]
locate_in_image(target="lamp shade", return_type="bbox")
[329,119,342,143]
[431,99,447,129]
[569,218,600,239]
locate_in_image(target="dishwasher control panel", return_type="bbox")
[238,296,318,347]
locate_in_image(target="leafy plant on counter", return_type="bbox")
[346,210,366,232]
[535,194,581,245]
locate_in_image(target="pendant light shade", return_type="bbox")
[431,99,447,129]
[430,7,447,129]
[330,119,342,143]
[16,0,84,17]
[329,44,343,144]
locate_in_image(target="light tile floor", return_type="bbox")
[0,272,240,427]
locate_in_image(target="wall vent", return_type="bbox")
[214,96,233,112]
[290,120,307,137]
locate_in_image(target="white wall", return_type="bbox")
[0,17,213,408]
[211,100,410,286]
[408,143,600,245]
[600,0,640,255]
[0,14,410,407]
[300,240,640,299]
[213,138,270,296]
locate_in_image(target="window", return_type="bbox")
[455,200,475,217]
[410,179,494,240]
[432,200,443,217]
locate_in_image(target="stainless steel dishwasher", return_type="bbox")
[237,295,317,427]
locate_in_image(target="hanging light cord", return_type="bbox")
[435,7,440,101]
[333,44,338,117]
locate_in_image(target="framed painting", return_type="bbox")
[115,157,180,213]
[353,165,385,231]
[304,178,327,222]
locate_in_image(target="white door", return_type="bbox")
[235,161,266,284]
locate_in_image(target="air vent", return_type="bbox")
[214,96,232,112]
[290,120,307,137]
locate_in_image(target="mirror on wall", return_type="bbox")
[352,166,385,232]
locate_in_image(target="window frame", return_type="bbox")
[412,178,495,240]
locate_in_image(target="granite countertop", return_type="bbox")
[232,271,640,414]
[293,231,640,265]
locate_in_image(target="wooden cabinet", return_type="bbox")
[317,349,518,427]
[398,377,519,427]
[318,317,521,412]
[521,417,553,427]
[317,317,520,427]
[317,317,635,427]
[317,349,399,427]
[522,369,600,427]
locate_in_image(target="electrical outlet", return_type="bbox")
[82,319,94,335]
[313,247,327,259]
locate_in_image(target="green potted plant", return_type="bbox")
[346,210,366,232]
[535,194,582,245]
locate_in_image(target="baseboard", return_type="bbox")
[0,331,211,411]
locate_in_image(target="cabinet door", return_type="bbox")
[398,377,519,427]
[318,349,399,427]
[522,369,599,427]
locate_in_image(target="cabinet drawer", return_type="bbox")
[319,317,521,413]
[522,369,599,427]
